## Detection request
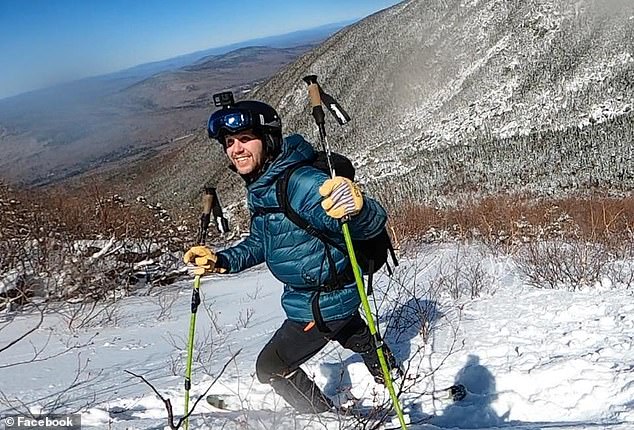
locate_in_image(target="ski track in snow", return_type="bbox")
[0,246,633,429]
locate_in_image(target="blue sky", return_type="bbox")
[0,0,400,99]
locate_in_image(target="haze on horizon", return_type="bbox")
[0,0,400,100]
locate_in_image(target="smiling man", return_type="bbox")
[225,130,265,175]
[183,96,401,413]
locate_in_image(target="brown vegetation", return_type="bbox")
[0,181,198,241]
[390,194,634,249]
[387,193,634,291]
[2,176,634,309]
[0,181,208,307]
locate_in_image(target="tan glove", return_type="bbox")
[319,176,364,219]
[183,246,225,275]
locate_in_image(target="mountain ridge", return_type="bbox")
[144,0,631,210]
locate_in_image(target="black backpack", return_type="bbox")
[280,151,397,276]
[253,151,398,331]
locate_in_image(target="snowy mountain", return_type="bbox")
[263,0,633,202]
[133,0,633,210]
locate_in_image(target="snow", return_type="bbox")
[1,245,633,429]
[0,270,18,295]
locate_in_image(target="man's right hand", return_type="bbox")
[319,176,363,219]
[183,246,225,275]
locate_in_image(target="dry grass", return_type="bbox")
[0,181,199,242]
[385,193,634,290]
[389,194,634,250]
[0,181,207,305]
[3,179,634,299]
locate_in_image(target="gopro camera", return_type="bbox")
[213,91,235,108]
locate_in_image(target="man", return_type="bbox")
[183,98,400,413]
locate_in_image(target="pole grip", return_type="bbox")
[202,187,214,216]
[303,75,326,137]
[302,75,322,107]
[198,187,215,245]
[307,83,322,107]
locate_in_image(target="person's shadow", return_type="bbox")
[382,297,443,366]
[427,354,507,428]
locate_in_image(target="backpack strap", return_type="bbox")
[387,234,399,273]
[310,291,328,333]
[276,165,347,254]
[363,239,398,296]
[367,259,374,296]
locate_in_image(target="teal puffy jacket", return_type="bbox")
[217,134,387,323]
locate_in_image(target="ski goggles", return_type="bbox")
[207,108,254,141]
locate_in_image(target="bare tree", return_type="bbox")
[126,349,242,430]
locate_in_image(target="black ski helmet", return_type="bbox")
[207,99,283,157]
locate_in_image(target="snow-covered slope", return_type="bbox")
[259,0,633,182]
[1,245,633,429]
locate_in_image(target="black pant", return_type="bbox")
[255,311,396,413]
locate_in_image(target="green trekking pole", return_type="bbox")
[302,75,408,430]
[183,187,214,430]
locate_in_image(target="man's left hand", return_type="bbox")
[319,176,363,219]
[183,245,225,276]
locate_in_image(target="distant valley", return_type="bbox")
[0,22,351,187]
